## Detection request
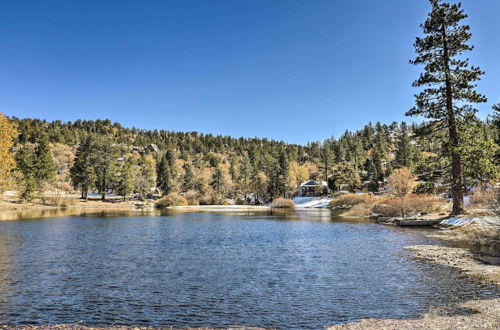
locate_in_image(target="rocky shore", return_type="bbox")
[328,239,500,329]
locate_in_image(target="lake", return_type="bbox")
[0,209,497,329]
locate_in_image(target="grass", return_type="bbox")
[330,193,447,218]
[329,193,377,209]
[155,193,188,208]
[372,195,446,217]
[445,220,500,251]
[342,203,374,217]
[271,197,295,209]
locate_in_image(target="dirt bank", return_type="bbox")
[406,244,500,285]
[329,243,500,329]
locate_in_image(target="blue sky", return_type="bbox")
[0,0,498,144]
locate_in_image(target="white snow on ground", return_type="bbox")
[440,217,473,227]
[439,216,500,228]
[293,197,332,208]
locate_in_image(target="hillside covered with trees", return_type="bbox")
[0,112,497,209]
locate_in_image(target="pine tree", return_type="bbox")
[395,122,418,169]
[183,161,195,191]
[239,157,253,201]
[166,148,177,181]
[34,138,56,184]
[135,155,156,199]
[93,138,118,201]
[15,145,38,201]
[70,136,95,200]
[211,165,226,200]
[116,161,134,201]
[14,139,56,201]
[0,113,18,195]
[333,162,361,193]
[459,118,500,189]
[156,154,173,196]
[277,151,289,197]
[407,0,486,214]
[320,139,334,181]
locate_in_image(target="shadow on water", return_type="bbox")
[0,208,498,329]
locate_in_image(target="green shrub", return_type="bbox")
[414,182,436,195]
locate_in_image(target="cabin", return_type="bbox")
[298,180,328,197]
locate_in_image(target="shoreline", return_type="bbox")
[0,199,278,221]
[328,235,500,329]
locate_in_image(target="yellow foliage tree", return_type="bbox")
[387,167,417,197]
[0,113,18,196]
[387,167,418,219]
[286,161,309,195]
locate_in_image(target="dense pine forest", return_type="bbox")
[0,113,497,206]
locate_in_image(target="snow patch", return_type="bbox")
[440,217,472,227]
[293,197,332,208]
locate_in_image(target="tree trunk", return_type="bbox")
[442,23,464,215]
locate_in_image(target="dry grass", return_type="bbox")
[342,203,374,217]
[332,193,446,218]
[373,195,446,217]
[329,193,377,209]
[442,221,500,251]
[155,193,189,208]
[469,189,500,216]
[271,197,295,209]
[184,190,200,206]
[41,190,79,207]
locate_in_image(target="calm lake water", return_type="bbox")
[0,209,498,329]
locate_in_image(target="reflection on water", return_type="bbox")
[0,210,498,329]
[0,208,159,221]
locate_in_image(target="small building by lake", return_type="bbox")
[298,180,328,197]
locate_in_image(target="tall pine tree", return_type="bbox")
[156,153,173,196]
[407,0,486,214]
[70,135,95,200]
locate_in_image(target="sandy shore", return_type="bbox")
[328,298,500,329]
[406,244,500,285]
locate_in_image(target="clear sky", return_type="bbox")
[0,0,498,144]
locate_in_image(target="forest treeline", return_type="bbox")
[0,113,498,205]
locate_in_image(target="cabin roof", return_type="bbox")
[300,180,327,187]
